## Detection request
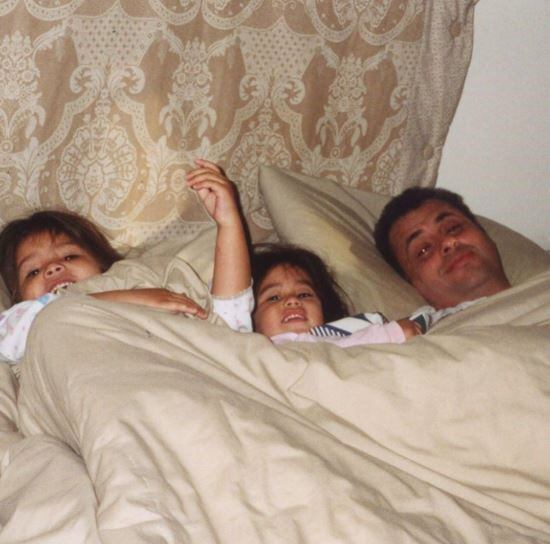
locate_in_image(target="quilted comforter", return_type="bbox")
[0,266,549,543]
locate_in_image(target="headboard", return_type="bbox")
[1,0,475,247]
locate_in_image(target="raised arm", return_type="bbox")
[186,159,251,297]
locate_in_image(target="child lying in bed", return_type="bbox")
[0,159,253,363]
[251,244,421,345]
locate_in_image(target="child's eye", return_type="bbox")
[297,291,314,299]
[267,294,281,302]
[64,254,79,261]
[26,268,40,279]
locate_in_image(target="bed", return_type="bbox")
[0,168,548,543]
[1,1,550,543]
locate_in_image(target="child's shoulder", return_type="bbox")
[309,312,387,338]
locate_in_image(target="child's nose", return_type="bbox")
[284,295,301,307]
[45,262,64,277]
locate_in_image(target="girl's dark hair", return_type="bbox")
[251,243,349,325]
[0,210,123,302]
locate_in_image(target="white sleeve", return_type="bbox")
[0,294,58,364]
[211,285,254,333]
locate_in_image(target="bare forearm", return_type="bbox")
[186,159,251,296]
[90,290,136,303]
[89,289,207,318]
[211,223,251,297]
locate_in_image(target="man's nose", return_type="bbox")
[45,261,64,277]
[441,236,458,255]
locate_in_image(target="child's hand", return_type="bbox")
[186,159,241,228]
[91,288,208,319]
[397,318,422,340]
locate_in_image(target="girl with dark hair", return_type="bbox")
[0,160,253,363]
[251,244,421,346]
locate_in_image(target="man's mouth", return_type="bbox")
[50,281,74,295]
[445,250,476,274]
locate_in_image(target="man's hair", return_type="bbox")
[0,210,123,302]
[374,187,483,278]
[251,243,349,326]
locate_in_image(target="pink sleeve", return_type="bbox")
[270,321,406,347]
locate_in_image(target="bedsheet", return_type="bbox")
[3,269,550,543]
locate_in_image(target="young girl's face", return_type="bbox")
[15,231,103,301]
[254,263,324,337]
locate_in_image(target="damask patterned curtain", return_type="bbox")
[0,0,475,247]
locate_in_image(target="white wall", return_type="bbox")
[438,0,550,249]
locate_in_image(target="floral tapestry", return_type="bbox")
[0,0,475,247]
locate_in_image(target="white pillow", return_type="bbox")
[258,166,424,318]
[66,226,217,303]
[259,166,550,319]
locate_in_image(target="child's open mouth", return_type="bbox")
[50,281,74,295]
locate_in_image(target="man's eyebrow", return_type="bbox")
[404,229,422,252]
[435,211,455,223]
[404,211,457,251]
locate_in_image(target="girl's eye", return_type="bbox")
[64,254,79,261]
[26,268,40,279]
[267,294,281,302]
[298,292,314,299]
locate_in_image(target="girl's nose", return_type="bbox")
[284,295,301,307]
[45,261,64,277]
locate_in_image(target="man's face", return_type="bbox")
[389,200,510,309]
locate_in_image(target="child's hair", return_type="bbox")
[0,210,123,302]
[251,243,349,325]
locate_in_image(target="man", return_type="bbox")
[374,187,511,310]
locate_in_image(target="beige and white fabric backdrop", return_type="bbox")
[0,0,475,247]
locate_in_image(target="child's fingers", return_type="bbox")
[397,318,422,339]
[127,289,208,319]
[187,178,236,208]
[164,293,208,319]
[194,158,222,174]
[188,160,223,179]
[186,172,230,188]
[186,172,232,194]
[177,303,208,319]
[188,178,232,195]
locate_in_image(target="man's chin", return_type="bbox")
[421,276,494,309]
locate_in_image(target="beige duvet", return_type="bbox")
[0,266,549,543]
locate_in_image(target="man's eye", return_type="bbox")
[447,223,462,234]
[417,245,431,259]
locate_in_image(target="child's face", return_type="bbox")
[254,264,324,337]
[15,231,103,301]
